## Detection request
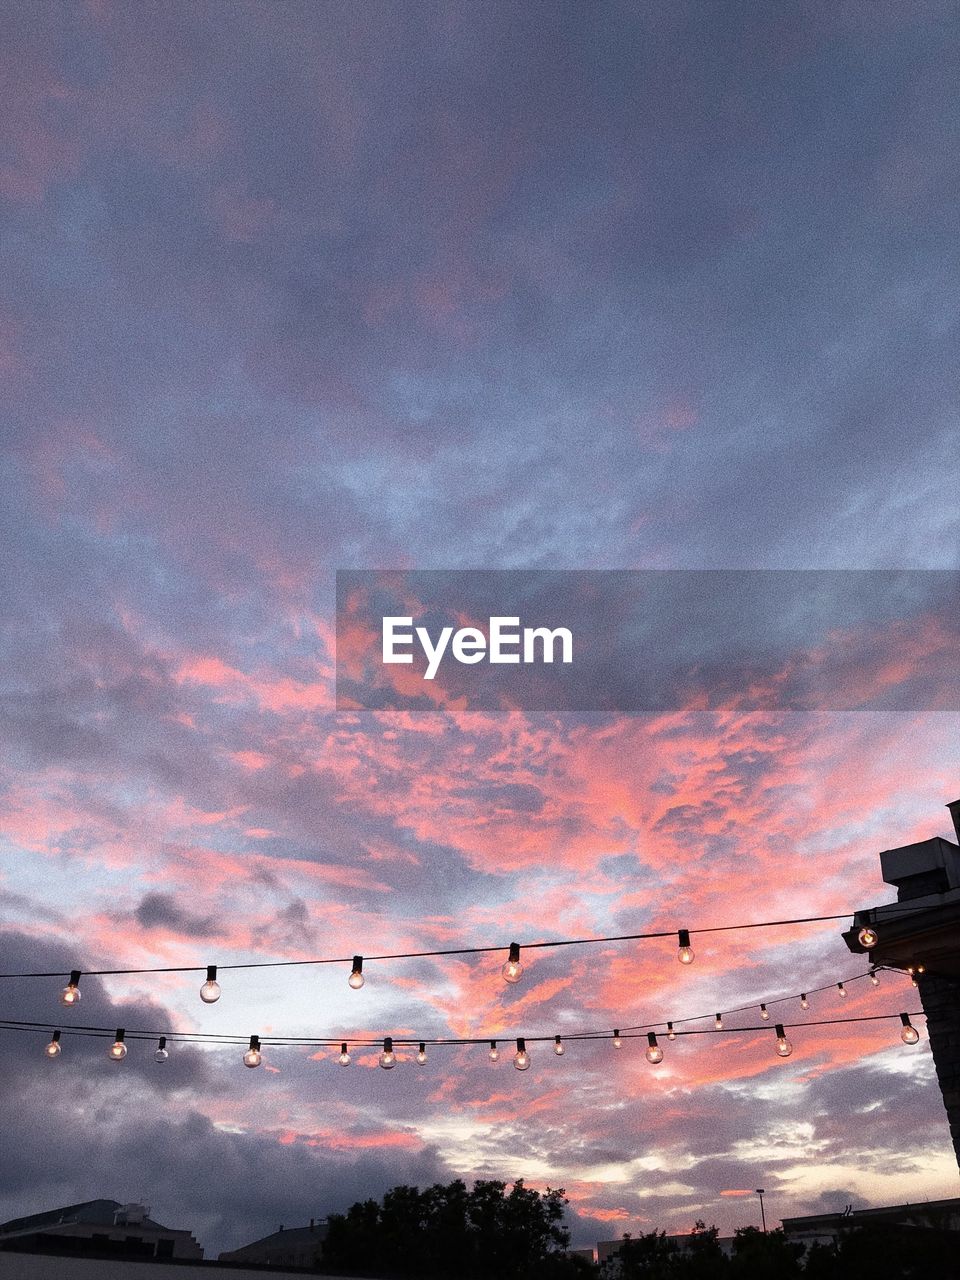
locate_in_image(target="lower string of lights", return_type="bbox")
[6,1008,926,1070]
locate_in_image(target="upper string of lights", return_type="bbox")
[2,1007,926,1070]
[4,914,901,1009]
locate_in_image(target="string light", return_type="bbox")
[154,1036,168,1063]
[514,1037,530,1070]
[243,1035,262,1068]
[667,1021,676,1040]
[108,1029,127,1061]
[677,929,694,965]
[613,1030,622,1049]
[554,1034,565,1056]
[200,965,221,1004]
[488,1040,499,1062]
[800,994,809,1009]
[715,1014,723,1030]
[760,1003,769,1020]
[857,926,878,949]
[44,1030,61,1058]
[338,1042,350,1066]
[774,1024,792,1057]
[379,1037,395,1069]
[900,1014,920,1045]
[417,1042,427,1065]
[60,971,81,1006]
[870,968,880,987]
[10,907,936,1000]
[837,982,847,999]
[348,956,364,990]
[502,942,523,985]
[645,1032,663,1064]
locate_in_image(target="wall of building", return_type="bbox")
[0,1255,366,1280]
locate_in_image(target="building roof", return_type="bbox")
[0,1200,168,1236]
[219,1222,328,1260]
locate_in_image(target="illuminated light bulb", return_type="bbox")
[109,1028,127,1061]
[858,926,878,949]
[800,994,809,1010]
[677,929,694,965]
[900,1013,920,1046]
[837,982,847,999]
[488,1040,499,1062]
[154,1036,168,1064]
[911,975,919,988]
[715,1014,723,1031]
[513,1037,530,1071]
[502,942,523,985]
[379,1036,395,1070]
[870,968,880,987]
[348,955,364,990]
[60,970,82,1007]
[554,1035,565,1057]
[916,965,926,974]
[645,1032,663,1065]
[760,1004,770,1020]
[200,964,221,1004]
[243,1035,262,1068]
[667,1021,676,1041]
[45,1030,62,1058]
[416,1042,427,1065]
[775,1023,792,1058]
[338,1042,350,1066]
[612,1030,622,1049]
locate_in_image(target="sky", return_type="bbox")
[1,0,959,1258]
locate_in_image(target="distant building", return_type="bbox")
[598,1232,736,1268]
[782,1197,960,1248]
[219,1219,328,1268]
[0,1200,203,1262]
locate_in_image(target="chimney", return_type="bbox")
[947,799,960,844]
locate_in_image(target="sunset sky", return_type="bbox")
[1,0,959,1257]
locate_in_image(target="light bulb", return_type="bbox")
[837,983,847,999]
[774,1023,792,1057]
[858,926,878,949]
[200,965,221,1004]
[667,1021,676,1041]
[900,1014,920,1045]
[554,1035,565,1056]
[612,1030,622,1049]
[338,1042,350,1066]
[154,1036,168,1063]
[60,971,82,1006]
[109,1029,127,1061]
[715,1014,723,1030]
[416,1042,427,1065]
[677,929,694,965]
[800,994,809,1009]
[645,1033,663,1064]
[243,1035,262,1068]
[45,1031,62,1058]
[911,975,919,988]
[513,1037,530,1070]
[870,969,880,987]
[488,1040,499,1062]
[760,1004,770,1020]
[348,955,364,990]
[502,942,523,985]
[379,1036,395,1069]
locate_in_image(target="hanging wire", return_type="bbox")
[0,905,908,982]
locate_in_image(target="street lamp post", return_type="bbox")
[756,1189,767,1234]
